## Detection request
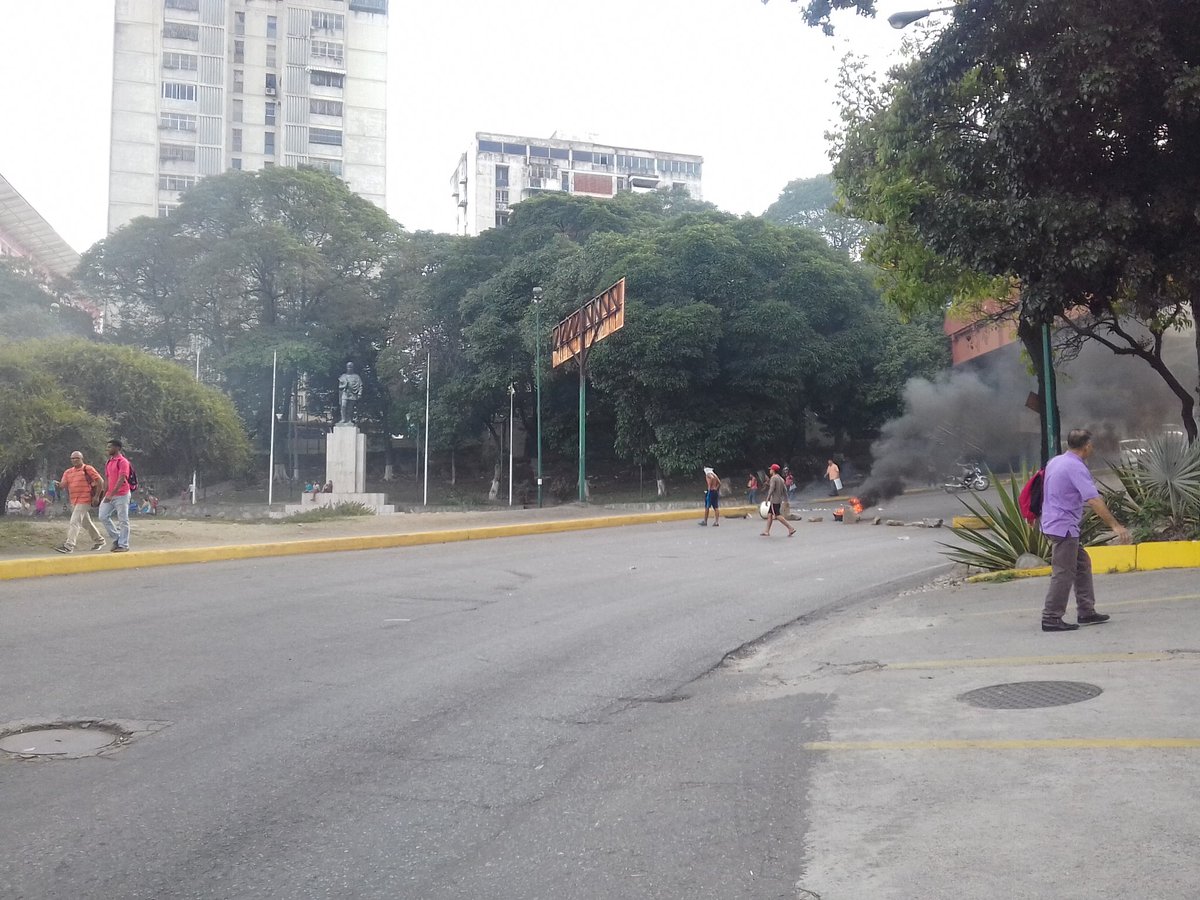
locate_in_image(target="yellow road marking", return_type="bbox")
[885,650,1188,670]
[804,738,1200,751]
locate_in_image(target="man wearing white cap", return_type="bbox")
[700,467,721,527]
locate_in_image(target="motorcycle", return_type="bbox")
[944,462,990,493]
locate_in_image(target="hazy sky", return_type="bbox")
[0,1,911,254]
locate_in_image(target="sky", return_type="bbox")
[0,0,912,254]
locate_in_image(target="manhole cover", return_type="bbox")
[0,727,117,756]
[959,681,1102,709]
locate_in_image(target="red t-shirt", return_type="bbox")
[106,454,132,496]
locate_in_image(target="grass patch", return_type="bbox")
[279,502,375,523]
[0,519,60,549]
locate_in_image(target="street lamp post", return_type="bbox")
[532,286,544,508]
[888,5,955,28]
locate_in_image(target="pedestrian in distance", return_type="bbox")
[53,451,107,554]
[1040,428,1131,632]
[761,464,796,538]
[699,467,722,526]
[746,472,759,505]
[826,458,843,496]
[784,468,796,501]
[98,439,134,552]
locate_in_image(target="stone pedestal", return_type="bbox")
[281,424,396,515]
[327,423,366,494]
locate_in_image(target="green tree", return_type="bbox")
[0,340,251,512]
[0,258,95,344]
[831,1,1200,441]
[764,174,872,254]
[78,168,402,448]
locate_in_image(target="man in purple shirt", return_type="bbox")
[1040,429,1130,632]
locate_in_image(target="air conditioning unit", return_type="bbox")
[265,87,277,96]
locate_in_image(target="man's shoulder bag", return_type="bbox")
[83,466,102,508]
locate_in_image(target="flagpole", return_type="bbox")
[423,352,430,507]
[267,350,278,507]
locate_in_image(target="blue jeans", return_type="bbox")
[98,495,131,549]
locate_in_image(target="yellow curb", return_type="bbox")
[951,516,989,530]
[0,506,759,582]
[803,738,1200,752]
[965,540,1198,582]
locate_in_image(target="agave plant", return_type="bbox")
[1101,433,1200,540]
[940,469,1111,571]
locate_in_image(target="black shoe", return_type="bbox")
[1042,619,1080,632]
[1078,613,1111,626]
[698,521,707,526]
[54,545,72,554]
[111,545,129,553]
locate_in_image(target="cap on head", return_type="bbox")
[770,463,780,472]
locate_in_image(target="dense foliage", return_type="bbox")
[0,340,251,514]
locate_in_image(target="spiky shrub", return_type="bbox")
[941,469,1111,571]
[1101,434,1200,542]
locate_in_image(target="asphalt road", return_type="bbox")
[0,499,954,900]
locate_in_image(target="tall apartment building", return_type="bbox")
[108,0,388,233]
[451,132,703,237]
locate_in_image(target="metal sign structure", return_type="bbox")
[550,278,627,502]
[551,278,626,368]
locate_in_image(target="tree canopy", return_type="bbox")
[830,0,1200,440]
[0,340,251,513]
[764,174,872,254]
[0,258,96,344]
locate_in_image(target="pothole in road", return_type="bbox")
[0,718,170,760]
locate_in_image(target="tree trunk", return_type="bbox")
[382,444,395,481]
[488,461,501,501]
[450,449,456,486]
[655,463,667,498]
[0,472,15,517]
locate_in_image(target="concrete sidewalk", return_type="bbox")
[729,568,1200,898]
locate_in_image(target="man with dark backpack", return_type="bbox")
[98,439,134,552]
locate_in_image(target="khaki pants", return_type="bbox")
[1042,535,1096,621]
[65,503,104,550]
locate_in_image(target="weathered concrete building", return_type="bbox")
[451,132,703,237]
[108,0,388,233]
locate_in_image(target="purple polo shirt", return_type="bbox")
[1039,452,1099,538]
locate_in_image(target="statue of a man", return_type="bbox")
[337,362,363,425]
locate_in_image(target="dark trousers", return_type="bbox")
[1042,535,1096,621]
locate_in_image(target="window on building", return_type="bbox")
[160,111,197,131]
[502,142,527,156]
[550,147,569,161]
[162,52,197,71]
[311,40,344,64]
[158,203,180,218]
[264,132,276,155]
[495,189,509,209]
[233,69,244,92]
[264,161,275,168]
[350,0,388,12]
[478,139,503,153]
[309,98,343,117]
[528,162,554,181]
[495,211,509,228]
[572,150,593,163]
[162,22,199,40]
[233,40,245,63]
[309,158,343,176]
[264,101,276,126]
[495,164,509,187]
[594,153,611,167]
[158,174,197,192]
[265,73,278,94]
[159,144,197,162]
[234,11,245,35]
[232,128,242,152]
[311,71,344,88]
[561,172,570,191]
[309,127,343,146]
[311,11,345,32]
[231,99,243,122]
[231,158,242,170]
[267,15,277,38]
[530,145,550,158]
[165,0,200,10]
[266,43,277,67]
[162,81,197,101]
